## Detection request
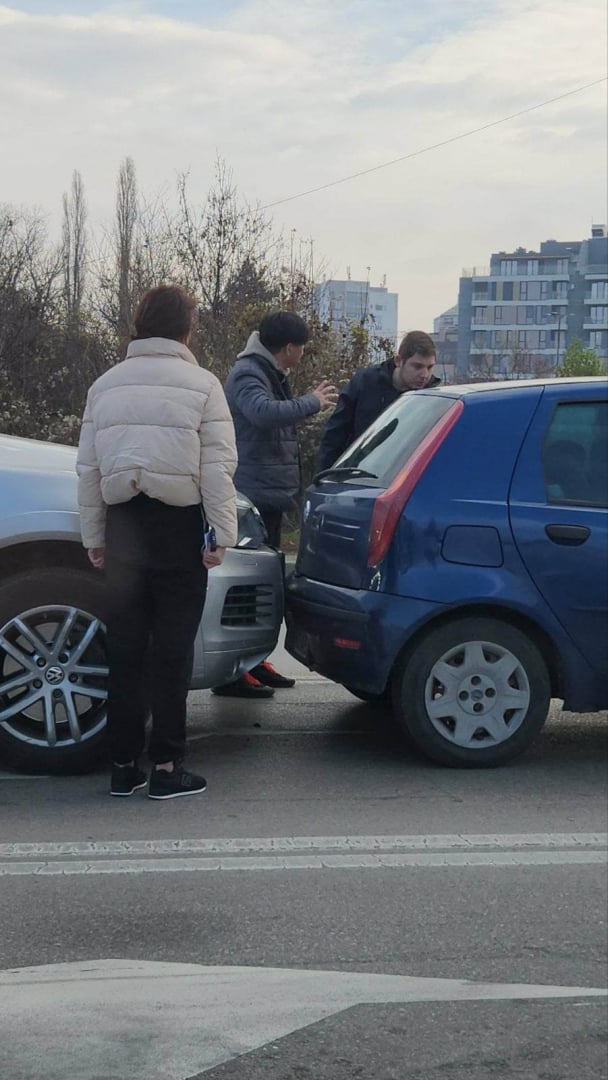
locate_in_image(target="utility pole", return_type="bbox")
[551,309,564,367]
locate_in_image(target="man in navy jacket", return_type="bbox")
[213,311,337,697]
[317,330,439,473]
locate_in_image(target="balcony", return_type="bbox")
[461,267,490,278]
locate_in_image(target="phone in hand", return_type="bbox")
[203,527,217,553]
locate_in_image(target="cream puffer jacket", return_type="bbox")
[76,338,238,550]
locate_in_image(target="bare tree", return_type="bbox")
[0,207,61,388]
[509,347,532,379]
[168,159,277,375]
[116,156,138,346]
[62,170,87,318]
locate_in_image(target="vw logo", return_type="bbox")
[45,666,64,686]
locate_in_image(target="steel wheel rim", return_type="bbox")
[0,604,108,749]
[424,638,531,749]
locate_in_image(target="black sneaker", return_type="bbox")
[110,762,147,797]
[212,673,274,698]
[148,765,207,800]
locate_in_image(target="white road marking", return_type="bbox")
[2,849,607,876]
[0,772,48,780]
[2,831,604,857]
[1,833,605,876]
[0,960,605,1079]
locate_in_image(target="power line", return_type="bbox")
[261,76,607,210]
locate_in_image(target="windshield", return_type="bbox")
[333,392,457,487]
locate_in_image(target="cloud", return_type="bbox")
[0,0,605,329]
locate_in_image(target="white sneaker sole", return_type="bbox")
[110,780,148,797]
[148,785,207,800]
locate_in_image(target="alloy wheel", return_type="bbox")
[0,605,108,749]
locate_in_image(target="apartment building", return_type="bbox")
[457,226,608,376]
[432,304,458,381]
[315,277,399,355]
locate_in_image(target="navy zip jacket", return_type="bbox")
[224,332,321,511]
[317,359,441,472]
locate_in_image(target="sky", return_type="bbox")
[1,0,606,333]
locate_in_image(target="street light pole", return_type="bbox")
[551,309,564,368]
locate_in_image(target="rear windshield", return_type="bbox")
[334,392,457,486]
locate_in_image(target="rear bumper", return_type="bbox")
[285,574,441,695]
[190,545,284,688]
[287,575,608,712]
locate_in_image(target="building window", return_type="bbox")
[516,306,527,324]
[489,282,497,300]
[590,281,608,300]
[502,282,514,301]
[556,259,569,274]
[473,307,487,324]
[527,260,539,275]
[494,306,503,323]
[539,331,547,348]
[521,281,541,300]
[589,331,604,350]
[500,260,517,276]
[590,307,608,325]
[518,330,527,346]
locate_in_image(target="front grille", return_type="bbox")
[221,585,275,627]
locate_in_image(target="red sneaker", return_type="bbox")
[251,660,296,689]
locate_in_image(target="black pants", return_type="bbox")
[105,559,207,765]
[257,506,283,548]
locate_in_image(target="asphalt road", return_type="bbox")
[1,639,606,1079]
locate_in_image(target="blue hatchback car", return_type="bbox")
[286,378,608,767]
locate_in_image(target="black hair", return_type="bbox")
[132,284,197,342]
[258,311,310,353]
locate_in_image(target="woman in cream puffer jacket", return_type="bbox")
[76,284,237,800]
[77,335,237,551]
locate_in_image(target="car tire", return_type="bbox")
[393,617,550,768]
[344,685,392,707]
[0,568,109,774]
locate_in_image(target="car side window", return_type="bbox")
[542,401,608,507]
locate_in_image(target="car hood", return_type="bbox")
[0,435,267,549]
[0,434,78,474]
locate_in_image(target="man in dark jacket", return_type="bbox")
[317,330,440,473]
[213,311,337,697]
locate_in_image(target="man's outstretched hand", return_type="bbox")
[312,381,338,409]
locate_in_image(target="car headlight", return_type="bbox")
[236,492,267,548]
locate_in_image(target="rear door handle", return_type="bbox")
[545,524,590,545]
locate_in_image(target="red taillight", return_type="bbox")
[367,399,464,566]
[334,637,362,650]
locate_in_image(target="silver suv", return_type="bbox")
[0,434,284,773]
